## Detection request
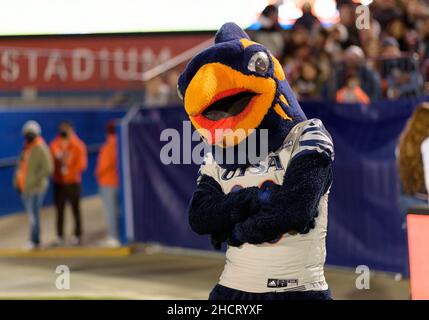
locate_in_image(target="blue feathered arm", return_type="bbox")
[188,174,260,239]
[231,153,333,245]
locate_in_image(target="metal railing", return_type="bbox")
[326,53,425,101]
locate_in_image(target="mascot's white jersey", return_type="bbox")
[199,119,334,293]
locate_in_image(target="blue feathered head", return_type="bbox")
[178,22,306,163]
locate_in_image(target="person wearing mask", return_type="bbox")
[397,102,429,217]
[14,121,53,250]
[50,121,87,246]
[95,121,120,247]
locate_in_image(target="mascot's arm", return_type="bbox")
[232,153,333,244]
[188,174,260,237]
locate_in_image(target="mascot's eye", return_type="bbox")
[247,52,269,74]
[177,84,183,101]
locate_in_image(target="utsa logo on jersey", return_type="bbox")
[197,118,334,185]
[220,155,284,181]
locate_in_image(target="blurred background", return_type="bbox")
[0,0,428,300]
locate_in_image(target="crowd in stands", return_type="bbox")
[143,0,429,106]
[251,0,429,103]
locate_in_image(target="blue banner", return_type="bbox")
[125,98,428,274]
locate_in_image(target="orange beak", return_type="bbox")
[184,62,277,147]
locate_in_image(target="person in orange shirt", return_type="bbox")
[50,121,87,246]
[95,121,120,247]
[336,75,370,105]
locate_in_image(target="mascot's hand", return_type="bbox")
[226,184,283,245]
[231,205,284,245]
[219,184,283,247]
[231,153,333,245]
[210,233,229,250]
[230,202,315,245]
[210,231,245,250]
[189,174,260,238]
[207,184,261,250]
[209,183,287,248]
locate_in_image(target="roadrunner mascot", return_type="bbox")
[178,23,334,300]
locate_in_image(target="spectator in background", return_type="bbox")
[387,18,411,52]
[282,25,310,61]
[143,76,170,107]
[95,121,120,247]
[252,4,285,59]
[358,13,381,69]
[362,38,380,67]
[14,121,53,250]
[308,28,331,82]
[282,55,300,81]
[397,102,429,216]
[294,2,320,32]
[358,14,381,45]
[258,4,282,31]
[386,67,418,99]
[362,43,380,74]
[334,45,382,101]
[418,18,429,60]
[311,27,329,58]
[293,61,323,100]
[50,121,87,246]
[336,73,370,104]
[381,37,402,59]
[372,0,405,30]
[407,0,429,21]
[338,3,360,48]
[325,23,349,62]
[380,37,423,98]
[166,69,183,105]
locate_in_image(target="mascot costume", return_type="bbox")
[178,23,334,300]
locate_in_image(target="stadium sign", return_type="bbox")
[0,34,211,91]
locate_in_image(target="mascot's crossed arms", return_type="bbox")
[178,23,334,300]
